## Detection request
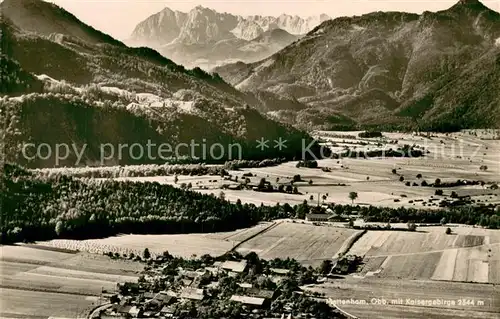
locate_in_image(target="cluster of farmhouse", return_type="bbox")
[92,253,334,319]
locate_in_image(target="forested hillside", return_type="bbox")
[215,0,500,131]
[0,0,319,168]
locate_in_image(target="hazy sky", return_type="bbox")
[46,0,500,40]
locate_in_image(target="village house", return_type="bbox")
[128,306,143,318]
[220,260,248,273]
[230,295,267,308]
[244,287,276,300]
[305,213,330,222]
[180,287,204,301]
[270,268,291,275]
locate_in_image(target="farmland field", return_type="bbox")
[307,277,500,319]
[236,221,361,266]
[349,226,500,283]
[1,288,97,319]
[0,245,141,318]
[99,131,500,209]
[10,130,500,319]
[35,229,264,259]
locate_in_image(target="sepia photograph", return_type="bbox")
[0,0,499,318]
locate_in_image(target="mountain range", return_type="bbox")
[128,6,330,69]
[0,0,317,168]
[1,0,498,164]
[215,0,500,131]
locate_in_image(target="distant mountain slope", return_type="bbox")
[0,0,318,168]
[215,0,500,131]
[0,0,123,46]
[128,6,329,69]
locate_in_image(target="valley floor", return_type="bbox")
[107,131,500,209]
[5,220,497,318]
[0,245,142,319]
[5,130,499,318]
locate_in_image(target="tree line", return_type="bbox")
[2,163,498,244]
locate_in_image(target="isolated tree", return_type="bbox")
[187,182,193,189]
[416,174,422,179]
[348,219,354,228]
[421,180,428,187]
[55,220,64,236]
[391,168,397,174]
[407,222,417,231]
[296,200,309,219]
[258,178,267,189]
[293,186,299,194]
[143,248,151,259]
[318,260,333,275]
[445,227,452,235]
[309,179,313,185]
[310,195,314,201]
[348,192,358,204]
[293,174,301,183]
[491,184,499,190]
[480,165,488,171]
[435,189,443,196]
[450,191,458,198]
[162,250,173,259]
[399,176,405,182]
[434,178,441,186]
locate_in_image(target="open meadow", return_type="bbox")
[33,223,277,259]
[348,226,500,284]
[32,221,361,268]
[235,221,362,266]
[0,245,142,318]
[306,277,500,319]
[100,130,500,209]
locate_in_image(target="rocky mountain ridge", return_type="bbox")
[128,6,330,69]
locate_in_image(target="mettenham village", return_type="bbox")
[91,249,362,319]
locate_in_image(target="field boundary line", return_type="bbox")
[87,302,112,319]
[334,230,367,258]
[368,242,500,258]
[0,284,98,297]
[230,220,282,252]
[21,243,79,254]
